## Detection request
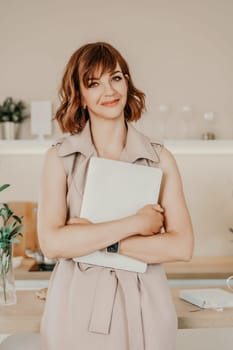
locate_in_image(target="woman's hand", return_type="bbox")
[67,217,92,225]
[67,217,106,253]
[136,204,164,236]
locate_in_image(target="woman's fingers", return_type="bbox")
[137,204,164,214]
[152,204,164,213]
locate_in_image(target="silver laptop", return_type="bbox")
[179,288,233,309]
[73,157,162,273]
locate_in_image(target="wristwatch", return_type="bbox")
[106,242,119,253]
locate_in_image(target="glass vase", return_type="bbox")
[0,241,17,305]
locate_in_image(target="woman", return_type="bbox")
[38,42,194,350]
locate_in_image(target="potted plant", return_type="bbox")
[0,97,28,139]
[0,184,23,305]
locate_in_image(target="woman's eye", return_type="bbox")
[112,75,122,82]
[88,81,99,88]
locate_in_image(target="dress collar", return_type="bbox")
[57,119,160,163]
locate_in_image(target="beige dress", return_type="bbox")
[40,121,177,350]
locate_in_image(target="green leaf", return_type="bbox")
[2,204,13,222]
[0,210,8,226]
[0,98,27,123]
[0,239,11,250]
[8,220,18,232]
[0,208,7,218]
[0,184,10,192]
[8,224,23,237]
[3,203,11,212]
[12,215,22,223]
[10,230,23,238]
[0,189,24,241]
[2,226,10,238]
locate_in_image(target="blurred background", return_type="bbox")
[0,0,233,140]
[0,1,233,348]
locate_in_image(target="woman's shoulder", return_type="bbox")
[130,124,164,162]
[41,135,78,178]
[142,130,164,162]
[155,143,179,174]
[52,134,72,150]
[145,134,176,170]
[49,133,79,157]
[42,135,73,165]
[149,138,164,154]
[42,142,67,178]
[42,136,67,158]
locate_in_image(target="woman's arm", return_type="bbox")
[37,147,163,259]
[119,147,194,264]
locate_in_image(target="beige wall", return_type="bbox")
[0,0,233,139]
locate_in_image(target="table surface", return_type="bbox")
[1,286,233,334]
[15,256,233,280]
[164,256,233,279]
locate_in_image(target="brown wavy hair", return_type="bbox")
[55,42,146,133]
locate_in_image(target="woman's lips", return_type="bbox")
[101,99,119,106]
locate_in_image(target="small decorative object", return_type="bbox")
[155,104,170,140]
[0,97,28,140]
[0,184,23,305]
[202,112,216,140]
[30,101,52,139]
[179,105,198,139]
[35,288,47,301]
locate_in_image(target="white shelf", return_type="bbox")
[0,140,53,155]
[0,139,233,155]
[164,139,233,155]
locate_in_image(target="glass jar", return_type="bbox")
[0,241,17,305]
[179,105,197,139]
[154,104,170,140]
[202,112,216,140]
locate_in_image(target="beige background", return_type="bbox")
[0,0,233,139]
[1,2,233,348]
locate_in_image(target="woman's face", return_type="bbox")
[80,62,128,122]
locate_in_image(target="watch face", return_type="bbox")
[107,242,119,253]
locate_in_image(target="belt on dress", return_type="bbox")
[79,264,144,350]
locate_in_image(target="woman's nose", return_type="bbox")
[103,82,115,95]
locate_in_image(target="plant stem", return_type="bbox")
[2,264,6,303]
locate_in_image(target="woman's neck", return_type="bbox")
[89,118,127,160]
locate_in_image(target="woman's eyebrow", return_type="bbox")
[88,70,123,81]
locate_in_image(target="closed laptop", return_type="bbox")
[73,157,162,272]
